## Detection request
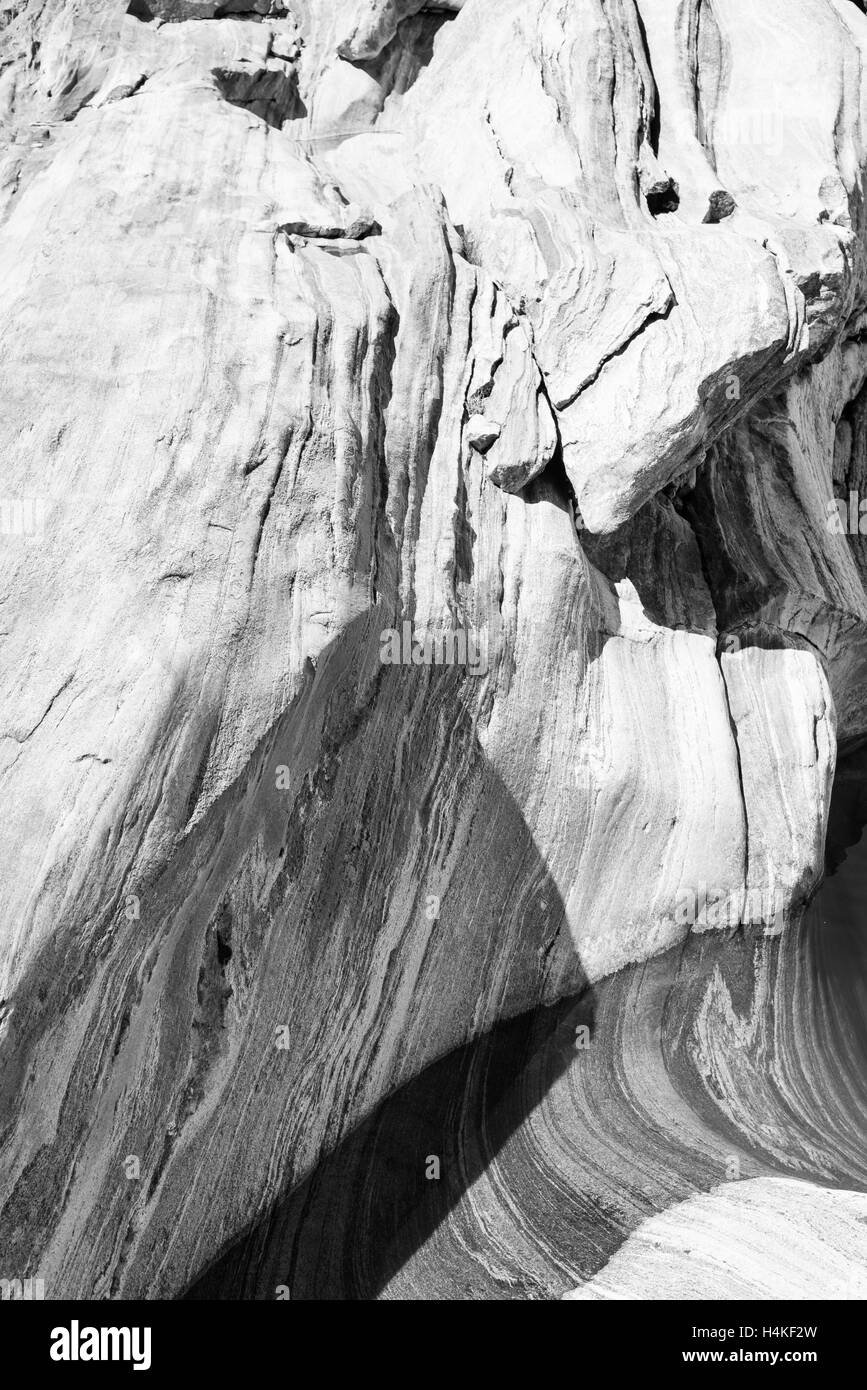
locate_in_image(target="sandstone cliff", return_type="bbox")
[1,0,867,1298]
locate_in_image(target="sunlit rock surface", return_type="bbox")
[563,1180,867,1301]
[1,0,867,1298]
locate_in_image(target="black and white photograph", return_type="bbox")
[1,0,867,1354]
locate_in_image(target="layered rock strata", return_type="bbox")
[1,0,867,1297]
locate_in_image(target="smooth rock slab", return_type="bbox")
[563,1179,867,1301]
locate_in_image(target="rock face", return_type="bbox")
[187,809,867,1299]
[564,1179,867,1301]
[1,0,867,1299]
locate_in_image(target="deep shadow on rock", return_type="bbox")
[183,991,596,1299]
[182,780,867,1299]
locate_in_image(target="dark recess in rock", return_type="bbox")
[646,178,680,216]
[212,64,305,128]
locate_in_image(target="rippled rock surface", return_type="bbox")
[2,0,867,1299]
[190,750,867,1298]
